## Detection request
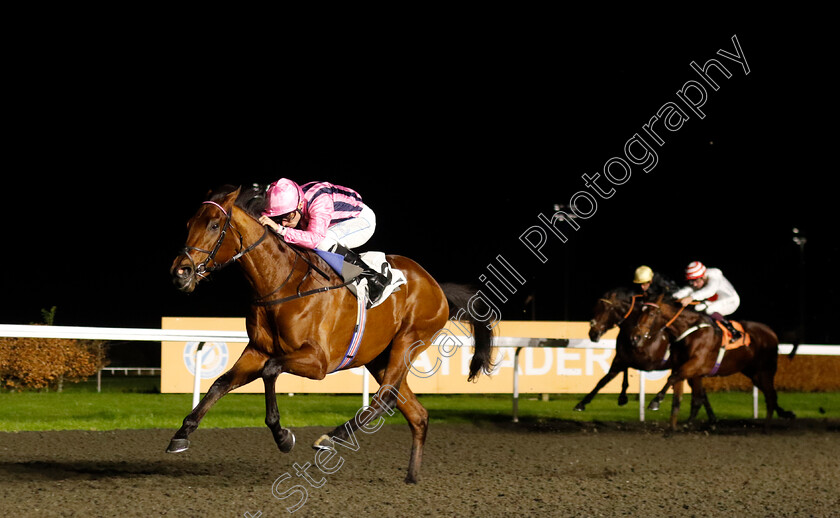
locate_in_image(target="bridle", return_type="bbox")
[595,294,641,328]
[634,301,664,344]
[181,200,269,279]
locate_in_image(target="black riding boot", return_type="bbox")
[332,244,391,303]
[712,312,742,342]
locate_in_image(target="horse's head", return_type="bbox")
[589,288,633,342]
[171,187,242,293]
[629,293,665,348]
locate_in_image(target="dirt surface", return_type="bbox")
[1,419,838,517]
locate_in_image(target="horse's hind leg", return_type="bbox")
[316,330,433,483]
[396,383,428,483]
[263,358,296,453]
[166,346,265,453]
[686,378,716,426]
[364,363,428,484]
[668,380,684,431]
[753,369,795,421]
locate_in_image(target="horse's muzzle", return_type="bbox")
[171,255,197,293]
[629,332,648,349]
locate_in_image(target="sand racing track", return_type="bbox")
[1,419,838,517]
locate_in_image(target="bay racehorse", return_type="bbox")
[167,185,495,483]
[576,287,701,429]
[630,295,795,428]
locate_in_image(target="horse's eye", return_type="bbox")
[210,222,220,231]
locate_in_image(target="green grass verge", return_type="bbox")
[1,381,838,432]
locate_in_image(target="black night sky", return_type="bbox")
[3,18,836,353]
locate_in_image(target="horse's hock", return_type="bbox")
[705,355,840,391]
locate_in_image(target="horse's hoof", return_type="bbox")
[277,429,296,454]
[617,395,628,406]
[166,438,190,453]
[573,403,585,412]
[312,434,334,451]
[648,400,660,411]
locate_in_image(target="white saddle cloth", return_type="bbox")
[346,252,407,308]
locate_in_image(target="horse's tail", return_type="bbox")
[440,283,496,382]
[788,340,800,360]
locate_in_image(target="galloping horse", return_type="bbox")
[631,295,795,428]
[167,186,495,483]
[575,287,695,427]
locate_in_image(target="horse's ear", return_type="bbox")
[222,186,242,208]
[656,294,664,304]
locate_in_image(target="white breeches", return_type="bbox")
[316,204,377,251]
[700,295,740,316]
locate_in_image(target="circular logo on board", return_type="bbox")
[643,369,669,381]
[183,341,229,379]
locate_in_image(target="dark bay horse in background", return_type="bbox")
[576,287,694,428]
[631,295,795,428]
[167,186,495,483]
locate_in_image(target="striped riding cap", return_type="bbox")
[685,261,707,280]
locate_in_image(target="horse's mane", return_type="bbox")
[648,273,679,297]
[208,183,337,277]
[605,286,637,301]
[208,184,268,219]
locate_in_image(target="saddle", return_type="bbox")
[714,320,750,350]
[314,249,407,308]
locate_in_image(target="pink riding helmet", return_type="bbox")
[685,261,707,280]
[263,179,304,217]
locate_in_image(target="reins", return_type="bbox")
[252,278,358,307]
[641,299,703,341]
[623,294,641,320]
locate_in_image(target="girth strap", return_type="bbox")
[330,285,368,373]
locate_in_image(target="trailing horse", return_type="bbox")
[630,295,795,429]
[167,186,495,483]
[576,287,695,428]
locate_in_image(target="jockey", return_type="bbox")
[632,265,678,297]
[673,261,742,340]
[258,178,390,301]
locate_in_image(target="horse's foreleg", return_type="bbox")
[263,358,295,453]
[686,378,704,423]
[648,377,675,411]
[166,347,266,453]
[618,369,630,406]
[698,379,717,424]
[574,362,625,411]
